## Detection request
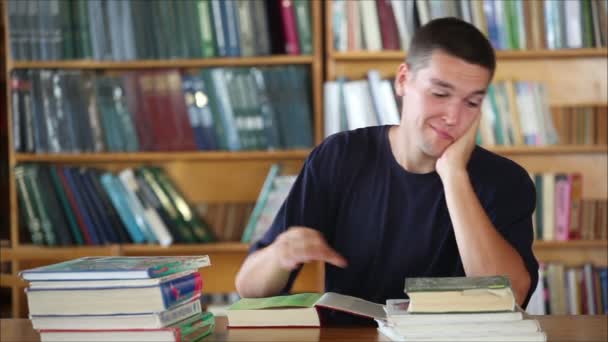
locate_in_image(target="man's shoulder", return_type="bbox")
[314,126,387,159]
[470,146,531,183]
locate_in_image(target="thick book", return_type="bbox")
[30,297,202,330]
[377,319,546,342]
[20,256,211,281]
[25,272,203,315]
[38,311,214,342]
[227,292,386,327]
[384,299,524,326]
[404,276,515,313]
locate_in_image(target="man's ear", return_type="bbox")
[394,63,409,97]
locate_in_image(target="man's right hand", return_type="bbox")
[271,227,348,271]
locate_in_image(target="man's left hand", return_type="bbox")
[436,115,481,181]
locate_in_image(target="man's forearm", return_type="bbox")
[235,245,292,298]
[442,170,531,306]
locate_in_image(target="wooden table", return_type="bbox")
[1,315,606,341]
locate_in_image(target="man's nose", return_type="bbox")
[443,101,461,126]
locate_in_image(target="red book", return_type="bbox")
[376,0,401,50]
[136,71,167,151]
[122,72,155,151]
[164,70,197,151]
[279,0,300,55]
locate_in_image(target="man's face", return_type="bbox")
[395,50,491,158]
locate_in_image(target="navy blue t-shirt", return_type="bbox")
[250,125,538,323]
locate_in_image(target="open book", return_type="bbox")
[227,292,386,327]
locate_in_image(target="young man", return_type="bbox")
[236,18,538,322]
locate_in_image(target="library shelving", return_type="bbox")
[0,0,325,318]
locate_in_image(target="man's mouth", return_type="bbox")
[430,125,454,140]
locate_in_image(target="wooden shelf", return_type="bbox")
[533,240,608,266]
[14,150,311,163]
[122,242,249,255]
[13,146,605,164]
[8,245,121,260]
[0,275,25,288]
[534,240,608,248]
[487,145,608,155]
[330,48,608,61]
[9,55,314,70]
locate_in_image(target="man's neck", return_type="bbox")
[389,125,437,174]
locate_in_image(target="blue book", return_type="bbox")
[20,255,210,281]
[600,269,608,314]
[68,167,109,244]
[79,169,120,243]
[62,167,100,245]
[100,173,146,244]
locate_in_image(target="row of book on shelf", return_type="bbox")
[21,256,215,342]
[15,164,216,247]
[531,173,608,241]
[527,263,608,315]
[15,162,296,247]
[324,71,608,146]
[332,0,608,52]
[7,0,313,61]
[11,66,313,154]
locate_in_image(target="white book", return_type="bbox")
[391,0,412,49]
[379,81,400,125]
[344,81,378,130]
[377,320,547,342]
[388,320,541,336]
[541,173,555,241]
[359,0,382,50]
[526,268,546,315]
[564,0,583,48]
[324,82,341,137]
[416,0,431,25]
[31,298,202,330]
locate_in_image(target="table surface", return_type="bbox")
[1,315,607,341]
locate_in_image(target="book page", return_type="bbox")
[315,292,386,320]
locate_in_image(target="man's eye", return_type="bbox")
[467,101,480,108]
[432,92,448,98]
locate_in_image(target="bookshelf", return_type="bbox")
[0,1,325,318]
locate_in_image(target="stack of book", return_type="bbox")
[377,276,546,341]
[20,256,215,342]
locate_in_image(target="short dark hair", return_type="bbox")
[406,17,496,77]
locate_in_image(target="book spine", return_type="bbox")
[160,272,203,309]
[159,298,202,327]
[279,0,300,55]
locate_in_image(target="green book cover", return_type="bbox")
[59,0,74,59]
[26,165,57,246]
[241,164,280,243]
[49,166,84,244]
[534,174,544,240]
[581,0,594,47]
[174,311,215,342]
[293,0,313,55]
[229,293,322,310]
[20,255,211,280]
[136,167,196,243]
[405,276,511,293]
[197,0,217,57]
[15,165,45,245]
[150,167,215,243]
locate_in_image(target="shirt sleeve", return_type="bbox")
[248,143,338,293]
[484,168,539,309]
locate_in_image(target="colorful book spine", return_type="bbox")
[160,272,203,309]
